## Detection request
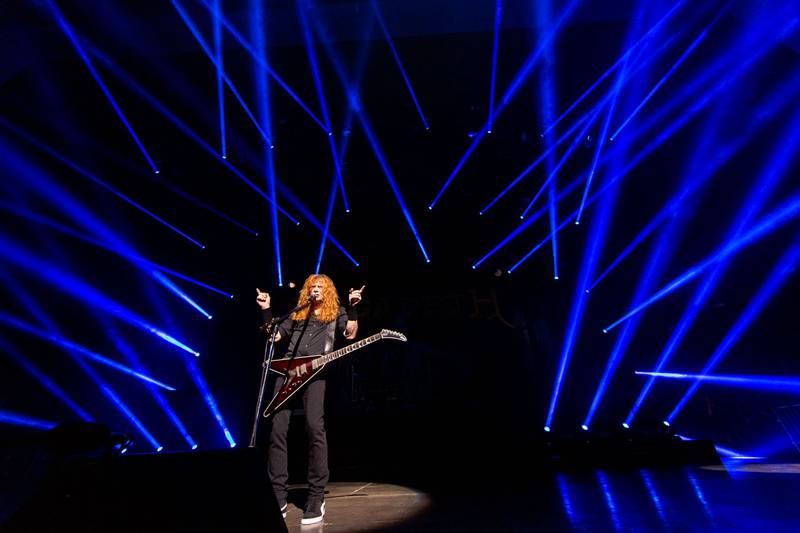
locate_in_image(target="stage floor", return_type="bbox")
[285,462,800,532]
[284,482,431,532]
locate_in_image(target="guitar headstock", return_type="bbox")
[379,329,407,342]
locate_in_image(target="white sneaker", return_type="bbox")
[301,500,325,525]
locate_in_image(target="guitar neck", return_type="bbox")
[316,333,383,366]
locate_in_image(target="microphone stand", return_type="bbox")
[249,297,314,448]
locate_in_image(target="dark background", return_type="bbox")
[1,0,799,472]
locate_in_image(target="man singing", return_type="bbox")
[256,274,364,525]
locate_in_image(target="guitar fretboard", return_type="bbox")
[310,333,383,370]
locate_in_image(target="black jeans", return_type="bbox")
[268,377,329,502]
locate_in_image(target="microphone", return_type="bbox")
[260,293,317,334]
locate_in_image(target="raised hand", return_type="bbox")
[348,284,366,306]
[255,288,271,310]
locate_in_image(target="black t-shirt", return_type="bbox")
[264,306,349,357]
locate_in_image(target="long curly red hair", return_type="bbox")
[292,274,340,323]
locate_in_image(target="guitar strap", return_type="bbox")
[323,318,337,354]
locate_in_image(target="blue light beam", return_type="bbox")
[0,311,176,391]
[187,357,237,447]
[428,0,583,209]
[147,288,235,449]
[609,10,724,142]
[87,44,361,266]
[576,0,645,226]
[479,29,675,216]
[298,0,348,212]
[251,0,283,287]
[625,98,800,424]
[582,64,737,428]
[103,318,196,449]
[0,234,200,356]
[150,174,258,236]
[315,14,374,272]
[583,195,688,428]
[541,0,688,137]
[666,238,800,422]
[481,100,596,215]
[0,334,93,421]
[310,7,429,262]
[0,200,233,298]
[0,410,58,431]
[533,0,561,280]
[589,69,800,292]
[545,169,621,428]
[196,0,327,132]
[520,103,604,219]
[44,0,159,173]
[0,119,205,248]
[637,371,800,395]
[2,258,168,453]
[152,271,213,319]
[476,30,773,272]
[213,0,226,158]
[85,45,300,225]
[355,106,431,262]
[371,0,429,129]
[171,0,274,147]
[603,193,800,333]
[488,0,502,133]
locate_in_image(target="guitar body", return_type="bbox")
[262,355,326,417]
[262,329,406,418]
